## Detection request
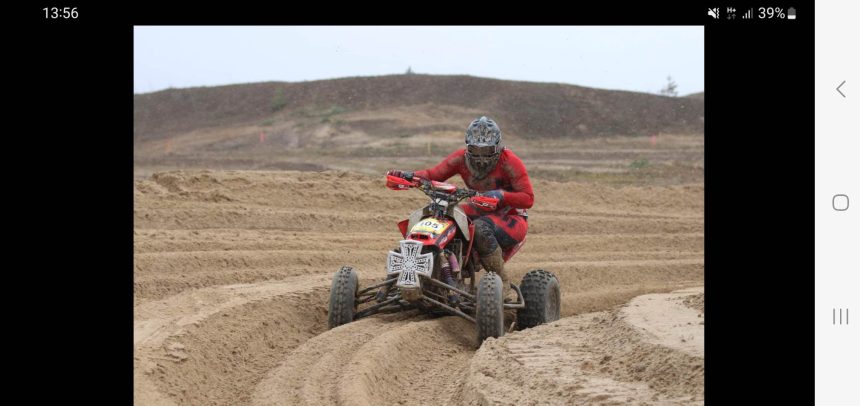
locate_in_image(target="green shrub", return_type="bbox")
[270,88,287,112]
[630,159,650,169]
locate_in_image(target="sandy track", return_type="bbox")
[622,288,705,358]
[253,315,475,406]
[465,288,704,405]
[134,170,703,404]
[134,274,332,405]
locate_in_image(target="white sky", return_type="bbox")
[134,26,704,95]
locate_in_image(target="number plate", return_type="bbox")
[410,218,449,235]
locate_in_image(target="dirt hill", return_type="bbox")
[134,75,704,181]
[134,74,703,142]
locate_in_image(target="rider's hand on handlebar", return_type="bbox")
[386,170,414,180]
[478,189,504,205]
[467,190,504,210]
[470,195,500,211]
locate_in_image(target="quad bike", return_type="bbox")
[328,174,561,346]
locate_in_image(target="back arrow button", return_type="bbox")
[836,80,846,97]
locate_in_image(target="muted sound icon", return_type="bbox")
[708,8,719,19]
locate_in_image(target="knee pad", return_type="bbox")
[473,218,499,256]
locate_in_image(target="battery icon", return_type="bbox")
[787,7,796,19]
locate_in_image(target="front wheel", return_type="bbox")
[475,272,505,346]
[516,269,561,330]
[328,266,359,328]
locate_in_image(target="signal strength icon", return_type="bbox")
[741,8,753,19]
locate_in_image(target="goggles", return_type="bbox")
[466,144,498,158]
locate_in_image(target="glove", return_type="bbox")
[479,190,504,206]
[386,170,414,180]
[470,195,499,211]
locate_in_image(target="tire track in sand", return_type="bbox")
[134,274,332,405]
[253,316,475,406]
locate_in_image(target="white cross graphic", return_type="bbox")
[388,240,434,289]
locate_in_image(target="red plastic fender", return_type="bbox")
[463,222,476,267]
[428,180,457,194]
[397,219,409,237]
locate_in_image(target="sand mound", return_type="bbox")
[464,288,704,405]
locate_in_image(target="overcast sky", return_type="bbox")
[134,26,703,96]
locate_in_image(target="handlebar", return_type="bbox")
[386,173,501,212]
[386,174,477,202]
[412,177,478,201]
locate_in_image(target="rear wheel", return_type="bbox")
[475,272,505,346]
[328,266,359,328]
[516,269,561,330]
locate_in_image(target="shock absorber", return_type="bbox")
[440,249,461,305]
[447,249,461,277]
[441,250,454,286]
[440,249,458,285]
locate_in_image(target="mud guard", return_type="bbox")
[407,206,427,232]
[397,219,409,237]
[463,222,476,267]
[451,205,471,241]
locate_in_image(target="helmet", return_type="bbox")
[464,116,502,179]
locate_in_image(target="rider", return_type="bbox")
[387,116,534,301]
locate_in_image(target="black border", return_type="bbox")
[707,4,814,404]
[31,3,813,403]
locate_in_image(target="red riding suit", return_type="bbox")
[414,147,533,259]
